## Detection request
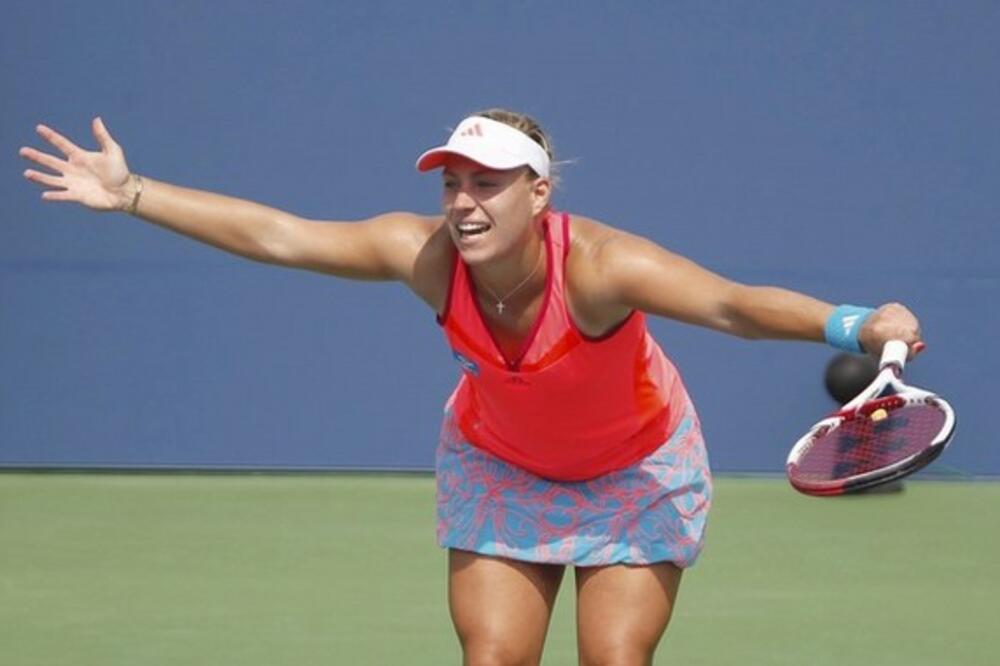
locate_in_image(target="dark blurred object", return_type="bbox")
[824,353,879,405]
[860,479,906,493]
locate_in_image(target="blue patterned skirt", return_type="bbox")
[435,400,712,567]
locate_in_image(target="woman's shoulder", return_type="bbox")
[563,212,689,329]
[397,213,454,314]
[565,212,676,269]
[365,211,451,273]
[371,211,446,246]
[409,213,452,262]
[563,214,637,331]
[564,213,635,268]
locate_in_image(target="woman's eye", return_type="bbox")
[443,181,457,190]
[476,181,497,189]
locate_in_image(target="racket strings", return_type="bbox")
[794,402,948,482]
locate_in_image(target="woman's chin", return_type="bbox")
[452,234,499,265]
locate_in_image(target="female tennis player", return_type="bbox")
[20,111,923,665]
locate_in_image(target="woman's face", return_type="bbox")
[441,155,549,265]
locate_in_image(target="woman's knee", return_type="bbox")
[574,562,681,665]
[578,636,658,666]
[460,634,544,666]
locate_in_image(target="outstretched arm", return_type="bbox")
[19,118,434,281]
[579,222,923,357]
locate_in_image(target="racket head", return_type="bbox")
[787,377,956,497]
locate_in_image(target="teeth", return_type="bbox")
[457,223,490,235]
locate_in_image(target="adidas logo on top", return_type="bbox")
[459,123,484,138]
[842,314,860,334]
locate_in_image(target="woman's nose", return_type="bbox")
[452,188,476,210]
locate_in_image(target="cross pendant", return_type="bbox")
[495,301,505,314]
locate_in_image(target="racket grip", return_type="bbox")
[879,340,909,372]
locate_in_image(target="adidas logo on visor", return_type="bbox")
[459,123,484,138]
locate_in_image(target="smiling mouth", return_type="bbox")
[455,222,492,238]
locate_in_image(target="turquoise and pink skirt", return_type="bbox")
[435,400,712,568]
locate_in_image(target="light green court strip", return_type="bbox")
[1,474,997,665]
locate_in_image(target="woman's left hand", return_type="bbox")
[858,303,925,360]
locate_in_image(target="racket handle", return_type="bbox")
[879,340,909,372]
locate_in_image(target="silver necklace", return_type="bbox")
[478,247,544,315]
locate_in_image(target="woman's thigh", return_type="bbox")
[575,561,683,666]
[448,549,566,666]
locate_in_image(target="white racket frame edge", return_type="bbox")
[786,340,956,488]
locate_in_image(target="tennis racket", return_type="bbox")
[787,340,956,496]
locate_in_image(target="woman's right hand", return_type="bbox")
[19,117,135,212]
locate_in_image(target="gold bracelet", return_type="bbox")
[126,174,143,215]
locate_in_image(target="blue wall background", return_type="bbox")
[2,1,997,475]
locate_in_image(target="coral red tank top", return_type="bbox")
[438,211,689,481]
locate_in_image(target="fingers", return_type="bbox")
[41,189,74,202]
[864,302,925,360]
[35,123,83,158]
[92,116,118,152]
[18,146,70,174]
[23,168,66,189]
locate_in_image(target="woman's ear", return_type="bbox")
[530,176,552,216]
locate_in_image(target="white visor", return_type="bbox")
[415,116,550,178]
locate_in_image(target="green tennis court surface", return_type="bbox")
[2,473,996,665]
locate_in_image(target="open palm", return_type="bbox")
[20,117,132,211]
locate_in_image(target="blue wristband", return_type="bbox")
[824,305,875,353]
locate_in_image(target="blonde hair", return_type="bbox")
[472,108,560,187]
